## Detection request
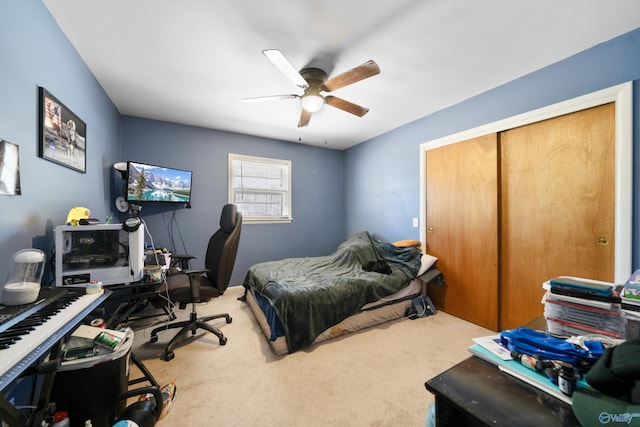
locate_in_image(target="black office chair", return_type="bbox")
[149,204,242,361]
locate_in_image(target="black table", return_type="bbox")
[425,316,582,426]
[425,355,581,426]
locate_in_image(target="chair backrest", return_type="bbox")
[203,204,242,293]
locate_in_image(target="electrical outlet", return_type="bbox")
[412,217,419,227]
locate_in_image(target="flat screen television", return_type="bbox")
[126,161,193,204]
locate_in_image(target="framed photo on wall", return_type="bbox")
[38,87,86,173]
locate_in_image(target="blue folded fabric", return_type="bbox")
[500,327,604,366]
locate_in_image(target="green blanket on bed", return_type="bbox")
[243,231,422,353]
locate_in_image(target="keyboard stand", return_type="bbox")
[0,289,110,427]
[0,391,26,427]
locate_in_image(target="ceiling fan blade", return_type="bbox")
[263,49,308,89]
[242,94,299,103]
[324,96,369,117]
[322,60,380,92]
[298,109,312,127]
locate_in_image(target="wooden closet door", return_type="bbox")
[426,134,499,330]
[499,103,615,330]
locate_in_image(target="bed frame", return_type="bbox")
[244,268,442,355]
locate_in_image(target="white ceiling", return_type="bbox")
[43,0,640,150]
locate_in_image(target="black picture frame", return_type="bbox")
[38,87,86,173]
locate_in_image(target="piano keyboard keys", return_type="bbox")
[0,294,79,352]
[0,288,108,389]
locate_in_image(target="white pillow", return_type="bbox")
[417,253,438,276]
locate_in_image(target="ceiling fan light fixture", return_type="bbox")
[247,50,379,125]
[300,93,324,113]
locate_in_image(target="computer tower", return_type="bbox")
[54,223,145,286]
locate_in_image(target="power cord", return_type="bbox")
[139,218,177,323]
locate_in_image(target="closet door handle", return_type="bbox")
[428,226,435,233]
[596,236,609,245]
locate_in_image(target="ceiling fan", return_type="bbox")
[243,49,380,127]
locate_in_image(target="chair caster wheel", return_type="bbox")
[163,351,175,361]
[220,337,228,346]
[227,316,233,324]
[149,336,158,343]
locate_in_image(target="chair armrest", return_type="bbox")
[171,254,197,270]
[182,268,210,277]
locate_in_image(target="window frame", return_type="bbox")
[227,153,292,224]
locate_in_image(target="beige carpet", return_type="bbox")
[125,285,492,426]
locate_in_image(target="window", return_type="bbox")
[228,153,292,223]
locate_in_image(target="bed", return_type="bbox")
[242,231,441,355]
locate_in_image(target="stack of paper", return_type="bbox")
[619,270,640,339]
[542,276,626,339]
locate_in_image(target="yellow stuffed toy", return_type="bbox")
[66,206,91,226]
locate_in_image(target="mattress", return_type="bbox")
[243,232,430,353]
[245,278,424,355]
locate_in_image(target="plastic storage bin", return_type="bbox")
[51,328,134,427]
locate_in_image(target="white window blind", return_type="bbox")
[228,153,292,223]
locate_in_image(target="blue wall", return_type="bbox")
[345,28,640,269]
[0,1,122,284]
[120,117,344,285]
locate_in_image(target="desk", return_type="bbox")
[105,279,173,329]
